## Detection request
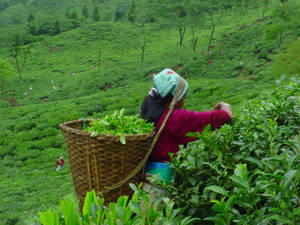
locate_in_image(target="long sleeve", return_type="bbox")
[150,108,231,162]
[168,109,231,143]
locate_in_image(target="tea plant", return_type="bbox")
[39,184,199,225]
[83,109,154,144]
[158,78,300,224]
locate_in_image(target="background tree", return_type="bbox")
[52,21,61,35]
[10,34,22,80]
[98,48,101,72]
[82,5,89,19]
[0,59,14,97]
[236,0,252,29]
[10,34,32,80]
[271,38,300,76]
[262,0,269,18]
[93,6,100,22]
[27,12,34,23]
[186,3,204,52]
[135,28,151,63]
[70,10,78,20]
[267,1,297,48]
[66,9,71,19]
[200,0,228,51]
[128,0,136,23]
[174,4,188,46]
[191,26,199,52]
[280,0,288,13]
[207,12,223,51]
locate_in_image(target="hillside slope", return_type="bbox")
[0,1,299,224]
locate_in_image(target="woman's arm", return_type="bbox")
[214,102,233,119]
[167,105,232,143]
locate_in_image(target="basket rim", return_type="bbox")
[59,118,155,140]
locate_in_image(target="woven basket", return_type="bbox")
[59,118,154,208]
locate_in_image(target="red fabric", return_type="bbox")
[56,160,65,166]
[150,108,231,162]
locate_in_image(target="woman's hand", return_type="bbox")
[214,102,233,119]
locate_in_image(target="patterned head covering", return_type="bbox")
[153,68,188,101]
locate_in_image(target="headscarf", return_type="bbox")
[152,68,188,101]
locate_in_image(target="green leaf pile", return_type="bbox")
[83,109,154,144]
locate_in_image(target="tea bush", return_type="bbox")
[39,185,199,225]
[157,78,300,224]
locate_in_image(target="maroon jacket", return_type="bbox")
[150,108,231,162]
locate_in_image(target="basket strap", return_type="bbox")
[98,77,187,196]
[82,118,87,129]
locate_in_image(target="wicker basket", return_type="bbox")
[59,118,154,208]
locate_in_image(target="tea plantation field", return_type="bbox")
[0,0,299,224]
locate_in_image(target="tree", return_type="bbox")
[280,0,288,13]
[98,48,101,72]
[82,5,89,19]
[128,0,136,23]
[135,29,151,63]
[236,0,252,29]
[262,0,269,18]
[267,1,296,48]
[93,6,100,22]
[70,11,78,20]
[10,34,22,80]
[191,26,199,52]
[0,60,14,97]
[207,12,223,51]
[10,34,32,81]
[66,9,71,19]
[52,21,61,35]
[271,38,300,76]
[28,12,34,22]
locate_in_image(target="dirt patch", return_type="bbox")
[170,64,183,71]
[100,83,111,91]
[146,72,157,77]
[145,64,184,77]
[2,97,22,107]
[239,24,248,30]
[50,46,61,53]
[52,69,64,74]
[40,96,48,102]
[253,18,266,24]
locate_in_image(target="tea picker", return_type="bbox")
[58,68,232,208]
[140,68,232,192]
[56,156,65,171]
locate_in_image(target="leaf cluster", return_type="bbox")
[39,185,199,225]
[83,109,154,144]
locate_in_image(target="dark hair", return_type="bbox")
[140,92,173,124]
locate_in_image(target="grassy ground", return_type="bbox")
[0,1,299,224]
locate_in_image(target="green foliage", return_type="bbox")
[158,79,300,224]
[39,186,199,225]
[92,6,100,22]
[271,38,300,76]
[128,0,136,23]
[82,5,89,19]
[28,12,34,23]
[83,109,154,144]
[0,0,299,224]
[0,59,14,95]
[266,0,300,47]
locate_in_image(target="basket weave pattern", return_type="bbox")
[59,119,154,207]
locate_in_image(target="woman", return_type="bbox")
[140,68,232,182]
